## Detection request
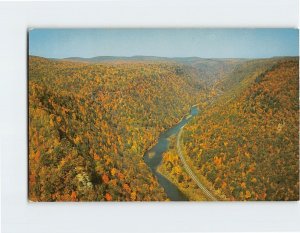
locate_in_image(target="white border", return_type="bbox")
[0,1,299,233]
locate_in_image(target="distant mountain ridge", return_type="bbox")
[32,55,298,86]
[59,56,247,84]
[63,55,168,62]
[62,55,246,63]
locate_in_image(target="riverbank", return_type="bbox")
[157,135,208,201]
[143,105,199,201]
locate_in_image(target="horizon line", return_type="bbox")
[28,54,300,60]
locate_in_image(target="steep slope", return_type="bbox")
[215,58,280,92]
[28,56,205,201]
[181,58,299,200]
[174,57,244,85]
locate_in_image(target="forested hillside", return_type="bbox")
[181,58,299,200]
[28,55,299,201]
[174,57,244,85]
[63,56,243,85]
[28,56,205,201]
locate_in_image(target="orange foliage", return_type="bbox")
[105,193,112,201]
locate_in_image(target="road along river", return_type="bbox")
[143,106,199,201]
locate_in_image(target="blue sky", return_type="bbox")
[29,29,299,58]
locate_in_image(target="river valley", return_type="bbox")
[143,106,199,201]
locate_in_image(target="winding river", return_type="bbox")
[143,106,199,201]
